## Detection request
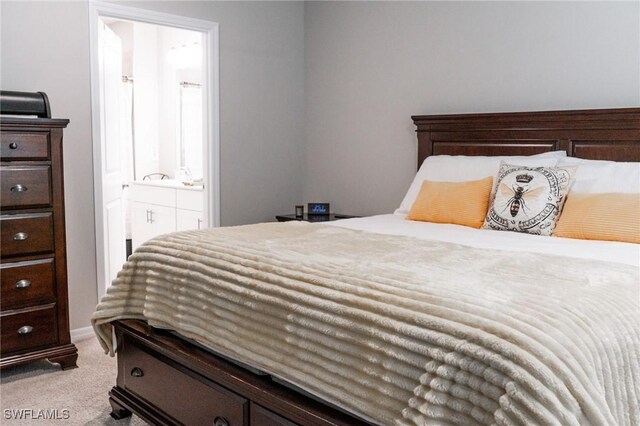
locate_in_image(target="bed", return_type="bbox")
[93,108,640,426]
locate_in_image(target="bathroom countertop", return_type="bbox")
[130,179,203,191]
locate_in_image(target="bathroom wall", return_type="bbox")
[132,22,161,180]
[106,20,133,77]
[157,27,203,179]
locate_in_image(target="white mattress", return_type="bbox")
[329,213,640,267]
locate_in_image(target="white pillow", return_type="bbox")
[395,151,567,215]
[556,158,640,193]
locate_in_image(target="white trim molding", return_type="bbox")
[71,326,96,343]
[88,1,221,300]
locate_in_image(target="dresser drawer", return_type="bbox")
[0,166,52,209]
[122,337,248,426]
[1,258,55,310]
[1,132,50,160]
[250,403,298,426]
[1,305,57,355]
[0,213,54,257]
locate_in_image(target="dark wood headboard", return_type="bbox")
[412,108,640,169]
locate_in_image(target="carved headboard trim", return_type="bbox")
[412,108,640,169]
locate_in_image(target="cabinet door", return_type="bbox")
[132,203,176,250]
[131,202,153,251]
[148,204,176,236]
[176,209,203,231]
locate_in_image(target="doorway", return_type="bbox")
[89,2,220,299]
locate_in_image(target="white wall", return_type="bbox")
[132,22,161,179]
[106,20,133,76]
[0,1,305,330]
[157,26,203,179]
[108,22,203,181]
[303,1,640,216]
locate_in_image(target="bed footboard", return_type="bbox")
[109,320,370,426]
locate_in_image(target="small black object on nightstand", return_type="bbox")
[276,213,360,223]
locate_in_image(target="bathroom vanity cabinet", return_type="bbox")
[130,181,204,250]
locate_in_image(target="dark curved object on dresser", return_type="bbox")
[0,90,51,118]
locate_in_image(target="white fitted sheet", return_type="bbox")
[329,213,640,267]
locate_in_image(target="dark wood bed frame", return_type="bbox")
[109,108,640,426]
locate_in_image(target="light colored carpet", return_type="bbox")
[0,338,147,425]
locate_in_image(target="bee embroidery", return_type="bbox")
[499,173,545,217]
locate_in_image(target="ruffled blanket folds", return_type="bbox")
[93,222,639,425]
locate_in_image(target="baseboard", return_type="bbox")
[70,326,95,343]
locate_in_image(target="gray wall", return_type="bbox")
[1,2,98,332]
[2,1,638,330]
[303,1,640,216]
[0,1,305,330]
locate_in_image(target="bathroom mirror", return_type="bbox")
[178,81,203,180]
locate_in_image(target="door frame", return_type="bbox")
[89,0,220,299]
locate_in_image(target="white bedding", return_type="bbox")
[330,214,640,267]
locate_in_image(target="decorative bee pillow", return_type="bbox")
[483,162,575,236]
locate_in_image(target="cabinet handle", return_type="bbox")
[13,232,28,241]
[130,367,144,377]
[146,209,150,224]
[9,142,18,149]
[197,218,202,230]
[17,325,33,335]
[148,210,154,224]
[213,417,229,426]
[10,184,27,192]
[15,279,31,289]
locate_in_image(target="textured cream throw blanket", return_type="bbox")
[92,222,640,426]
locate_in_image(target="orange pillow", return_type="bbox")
[553,193,640,243]
[407,177,493,228]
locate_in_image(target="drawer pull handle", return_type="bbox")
[130,367,144,378]
[9,142,18,149]
[213,417,229,426]
[17,325,33,335]
[15,279,32,289]
[10,184,27,192]
[13,232,28,241]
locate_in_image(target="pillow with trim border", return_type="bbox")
[483,162,575,236]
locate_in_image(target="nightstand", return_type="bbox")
[276,214,359,223]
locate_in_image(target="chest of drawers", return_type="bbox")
[0,91,78,370]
